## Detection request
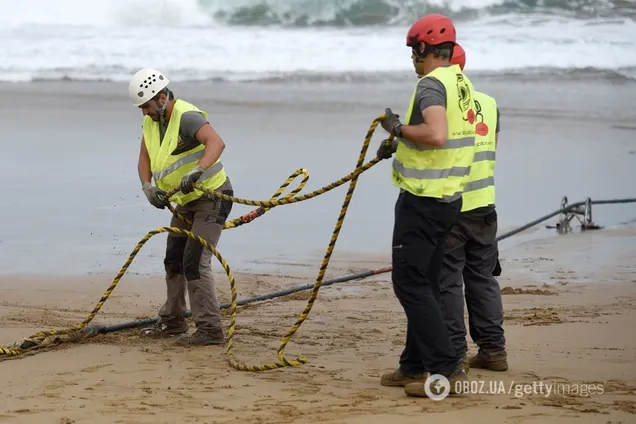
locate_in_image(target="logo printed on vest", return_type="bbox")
[456,73,475,125]
[170,135,195,156]
[474,99,489,136]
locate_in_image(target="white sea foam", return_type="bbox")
[1,0,635,82]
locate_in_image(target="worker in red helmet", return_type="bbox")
[438,43,508,372]
[376,14,476,398]
[450,43,466,70]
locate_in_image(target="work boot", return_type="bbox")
[380,368,428,387]
[469,350,508,371]
[462,352,470,374]
[140,317,188,338]
[404,366,468,398]
[175,328,225,346]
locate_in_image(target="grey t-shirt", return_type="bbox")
[159,110,209,153]
[413,77,500,133]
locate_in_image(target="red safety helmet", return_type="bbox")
[450,43,466,70]
[406,14,457,49]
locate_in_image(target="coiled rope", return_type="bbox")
[0,114,393,370]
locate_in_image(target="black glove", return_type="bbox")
[142,183,170,209]
[377,138,398,160]
[380,108,403,137]
[179,165,204,194]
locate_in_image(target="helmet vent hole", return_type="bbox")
[159,75,164,80]
[440,28,446,33]
[426,30,433,35]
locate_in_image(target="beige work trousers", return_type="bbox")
[158,178,233,332]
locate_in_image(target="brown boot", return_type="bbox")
[469,350,508,371]
[175,328,225,346]
[140,317,188,338]
[380,368,428,387]
[404,366,468,398]
[462,352,470,374]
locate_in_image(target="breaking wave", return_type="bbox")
[1,0,635,83]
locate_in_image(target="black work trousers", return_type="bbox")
[439,206,506,357]
[391,190,462,376]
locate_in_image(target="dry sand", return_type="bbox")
[1,226,635,424]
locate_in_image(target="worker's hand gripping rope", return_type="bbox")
[0,113,393,368]
[377,138,398,160]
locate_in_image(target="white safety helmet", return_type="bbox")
[128,68,170,106]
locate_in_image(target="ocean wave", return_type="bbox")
[2,0,635,29]
[2,1,635,84]
[206,0,636,27]
[6,66,634,84]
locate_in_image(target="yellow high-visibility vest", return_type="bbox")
[143,99,227,206]
[461,91,497,212]
[392,64,476,201]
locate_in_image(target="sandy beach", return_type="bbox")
[1,52,636,424]
[1,224,635,423]
[1,78,636,275]
[3,1,636,421]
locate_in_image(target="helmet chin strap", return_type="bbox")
[149,96,169,124]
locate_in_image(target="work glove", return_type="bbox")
[179,165,204,194]
[380,108,403,138]
[142,183,170,209]
[377,138,398,160]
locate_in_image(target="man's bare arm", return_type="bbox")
[194,124,225,169]
[138,136,152,185]
[400,105,448,147]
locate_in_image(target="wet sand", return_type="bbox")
[1,78,635,275]
[1,225,635,423]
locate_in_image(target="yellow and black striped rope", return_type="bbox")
[169,167,312,228]
[0,114,393,369]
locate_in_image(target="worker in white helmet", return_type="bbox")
[129,68,233,346]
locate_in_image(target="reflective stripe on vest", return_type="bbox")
[143,99,227,207]
[461,91,497,212]
[151,149,223,182]
[391,64,476,201]
[401,136,474,151]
